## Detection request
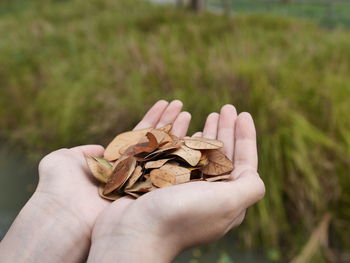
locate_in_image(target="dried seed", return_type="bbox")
[98,184,123,201]
[160,164,191,184]
[125,165,143,189]
[150,169,176,188]
[144,145,179,159]
[197,152,209,167]
[148,129,166,144]
[145,158,173,169]
[202,150,233,176]
[184,137,224,150]
[126,180,154,193]
[104,128,152,161]
[132,132,160,154]
[125,191,141,198]
[158,123,172,133]
[171,145,201,166]
[99,122,234,198]
[112,155,129,170]
[86,156,113,183]
[204,174,231,182]
[104,156,136,194]
[93,157,113,168]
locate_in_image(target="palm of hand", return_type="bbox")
[36,146,110,230]
[94,103,265,253]
[35,100,190,232]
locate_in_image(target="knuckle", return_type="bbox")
[38,148,71,172]
[253,176,266,201]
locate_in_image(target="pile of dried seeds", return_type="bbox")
[86,124,234,200]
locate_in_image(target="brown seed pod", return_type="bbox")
[104,156,136,194]
[202,150,233,176]
[184,137,224,150]
[104,128,152,161]
[86,123,234,200]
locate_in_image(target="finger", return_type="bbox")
[224,210,246,233]
[217,104,237,161]
[171,111,191,138]
[229,170,265,208]
[156,100,183,128]
[70,145,105,175]
[70,145,105,157]
[133,100,169,130]
[214,170,265,212]
[202,112,219,139]
[192,132,203,137]
[233,112,258,171]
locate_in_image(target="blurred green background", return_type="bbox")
[0,0,349,262]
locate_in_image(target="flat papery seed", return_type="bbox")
[92,157,113,168]
[144,145,179,159]
[133,143,156,155]
[112,155,129,170]
[126,180,154,193]
[121,135,156,155]
[119,144,136,156]
[159,164,191,184]
[204,174,231,182]
[158,140,174,149]
[150,169,176,188]
[125,166,143,189]
[165,161,180,166]
[125,191,141,199]
[146,132,160,148]
[158,134,181,149]
[171,135,181,143]
[197,152,209,167]
[98,184,123,201]
[145,158,172,169]
[86,156,112,183]
[158,123,172,133]
[104,128,152,161]
[159,133,173,145]
[202,149,233,176]
[148,130,166,144]
[136,135,149,145]
[171,145,201,166]
[119,142,139,156]
[184,137,224,150]
[104,156,136,195]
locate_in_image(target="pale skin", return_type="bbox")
[0,100,265,263]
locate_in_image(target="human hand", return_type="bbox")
[0,99,190,263]
[87,105,265,263]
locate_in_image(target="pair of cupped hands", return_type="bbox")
[0,100,265,263]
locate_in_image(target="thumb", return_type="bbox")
[70,144,105,157]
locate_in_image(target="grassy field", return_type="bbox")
[208,0,350,28]
[0,0,350,261]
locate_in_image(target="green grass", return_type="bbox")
[208,0,350,28]
[1,0,350,261]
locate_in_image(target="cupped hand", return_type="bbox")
[88,105,265,263]
[0,99,190,263]
[35,100,189,233]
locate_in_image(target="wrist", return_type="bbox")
[0,191,91,263]
[88,206,180,263]
[88,232,173,263]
